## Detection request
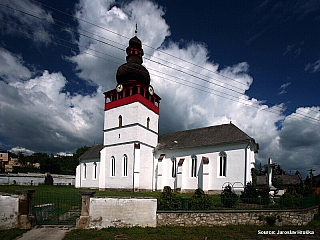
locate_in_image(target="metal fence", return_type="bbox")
[157,195,320,211]
[32,191,81,225]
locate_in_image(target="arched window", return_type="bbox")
[219,151,227,177]
[93,162,97,180]
[111,156,116,177]
[147,117,150,129]
[118,115,122,127]
[123,154,128,177]
[191,155,197,177]
[83,163,87,179]
[171,157,177,178]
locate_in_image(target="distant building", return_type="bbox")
[0,150,9,171]
[75,33,259,192]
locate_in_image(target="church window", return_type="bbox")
[191,155,197,177]
[172,157,177,178]
[118,115,122,127]
[219,152,227,177]
[93,162,97,180]
[83,163,87,179]
[111,156,116,177]
[147,117,150,129]
[123,154,128,177]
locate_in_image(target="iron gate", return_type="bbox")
[32,191,81,225]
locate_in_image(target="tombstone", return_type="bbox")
[44,173,53,185]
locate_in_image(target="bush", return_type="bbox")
[220,185,238,208]
[257,187,271,205]
[158,186,181,210]
[240,182,259,204]
[189,188,212,210]
[265,216,276,226]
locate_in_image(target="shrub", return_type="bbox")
[220,185,238,208]
[158,186,181,210]
[189,188,212,210]
[265,216,276,226]
[240,182,259,204]
[257,187,271,205]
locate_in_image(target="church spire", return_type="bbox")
[115,28,150,86]
[135,23,138,37]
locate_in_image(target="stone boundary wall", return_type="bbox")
[0,193,19,229]
[77,195,157,229]
[157,207,319,227]
[0,173,75,186]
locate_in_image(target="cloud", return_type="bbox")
[278,82,291,95]
[0,0,53,44]
[0,48,32,83]
[10,146,34,155]
[0,50,103,153]
[305,59,320,73]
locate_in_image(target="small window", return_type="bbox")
[111,156,115,177]
[191,155,197,177]
[219,151,227,177]
[118,115,122,127]
[93,162,97,180]
[147,117,150,129]
[172,157,177,178]
[83,163,87,179]
[123,154,128,177]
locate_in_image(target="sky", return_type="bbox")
[0,0,319,177]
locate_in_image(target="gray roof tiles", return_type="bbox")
[156,123,255,151]
[79,144,103,160]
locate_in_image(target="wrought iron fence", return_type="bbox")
[157,195,320,211]
[32,191,81,225]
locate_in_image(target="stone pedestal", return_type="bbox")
[15,190,36,229]
[76,191,95,229]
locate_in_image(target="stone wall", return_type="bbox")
[0,193,19,229]
[0,173,75,186]
[88,197,157,228]
[157,207,319,227]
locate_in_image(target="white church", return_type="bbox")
[75,33,259,192]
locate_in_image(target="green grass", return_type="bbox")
[63,221,320,240]
[0,228,28,240]
[0,185,195,198]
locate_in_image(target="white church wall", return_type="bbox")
[138,145,156,190]
[100,144,134,190]
[155,143,250,191]
[104,101,158,133]
[77,160,100,188]
[104,125,157,147]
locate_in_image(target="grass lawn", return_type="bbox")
[64,221,320,240]
[0,229,28,240]
[0,184,196,198]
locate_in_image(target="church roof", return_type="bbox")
[156,123,257,151]
[79,144,103,160]
[257,175,303,186]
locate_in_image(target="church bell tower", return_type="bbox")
[99,31,161,191]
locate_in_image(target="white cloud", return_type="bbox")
[10,146,34,155]
[0,50,103,153]
[305,59,320,73]
[278,82,291,95]
[0,0,53,44]
[0,48,32,82]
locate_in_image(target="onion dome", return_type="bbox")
[116,35,150,86]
